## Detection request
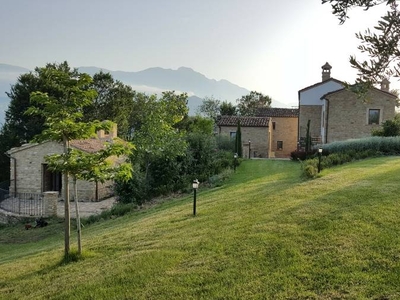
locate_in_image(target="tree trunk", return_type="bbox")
[63,136,70,255]
[73,176,82,255]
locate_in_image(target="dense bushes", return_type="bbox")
[299,136,400,178]
[321,136,400,155]
[115,133,238,204]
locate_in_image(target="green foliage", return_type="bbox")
[175,115,214,135]
[235,120,242,157]
[0,62,80,181]
[236,91,272,116]
[372,114,400,136]
[305,119,311,154]
[197,96,221,121]
[115,165,150,205]
[298,135,400,178]
[219,101,237,116]
[208,168,233,187]
[322,0,399,82]
[322,136,400,155]
[85,71,136,138]
[216,134,235,152]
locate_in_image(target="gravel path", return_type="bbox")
[57,197,117,218]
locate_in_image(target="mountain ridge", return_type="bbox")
[0,63,290,124]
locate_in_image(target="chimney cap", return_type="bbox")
[321,62,332,70]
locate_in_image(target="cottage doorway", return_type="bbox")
[42,164,62,193]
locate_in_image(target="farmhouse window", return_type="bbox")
[277,141,283,150]
[368,109,380,125]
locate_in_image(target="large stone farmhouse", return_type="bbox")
[298,62,397,145]
[217,62,397,159]
[6,125,120,201]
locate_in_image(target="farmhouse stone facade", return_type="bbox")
[323,88,396,143]
[217,116,272,158]
[257,108,299,158]
[298,62,397,145]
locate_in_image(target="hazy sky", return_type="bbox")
[1,0,397,106]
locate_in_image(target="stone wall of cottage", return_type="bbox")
[271,117,298,158]
[325,89,396,143]
[9,141,113,202]
[219,125,271,158]
[9,142,64,194]
[299,105,322,141]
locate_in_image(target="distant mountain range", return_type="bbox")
[0,63,289,125]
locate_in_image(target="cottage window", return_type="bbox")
[277,141,283,150]
[368,109,380,125]
[230,132,236,139]
[272,122,276,130]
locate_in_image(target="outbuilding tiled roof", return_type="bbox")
[217,116,270,127]
[70,138,109,153]
[256,107,299,118]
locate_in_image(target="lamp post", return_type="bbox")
[248,140,251,159]
[234,153,238,172]
[192,179,199,216]
[318,148,322,173]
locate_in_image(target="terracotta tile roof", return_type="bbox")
[70,138,111,153]
[217,116,270,127]
[256,107,299,118]
[320,86,398,99]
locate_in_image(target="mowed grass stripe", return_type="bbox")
[1,158,400,299]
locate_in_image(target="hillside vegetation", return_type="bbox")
[1,158,400,299]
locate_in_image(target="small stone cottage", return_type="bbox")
[256,108,298,158]
[7,125,121,201]
[217,115,272,158]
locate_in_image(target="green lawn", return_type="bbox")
[1,158,400,299]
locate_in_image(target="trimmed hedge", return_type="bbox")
[299,136,400,178]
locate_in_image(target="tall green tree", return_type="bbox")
[220,101,237,116]
[85,71,136,138]
[0,62,78,182]
[130,91,189,181]
[322,0,399,83]
[237,91,272,116]
[235,120,243,157]
[45,142,133,254]
[197,96,221,121]
[26,65,114,256]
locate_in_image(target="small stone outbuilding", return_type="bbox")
[217,116,272,158]
[256,108,298,158]
[6,126,121,201]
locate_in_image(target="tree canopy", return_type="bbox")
[236,91,272,116]
[322,0,400,83]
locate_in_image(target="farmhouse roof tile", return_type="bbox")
[256,107,299,118]
[217,116,270,127]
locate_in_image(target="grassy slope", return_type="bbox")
[1,158,400,299]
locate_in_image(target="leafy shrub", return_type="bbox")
[114,165,150,205]
[304,164,317,178]
[291,149,317,161]
[208,168,233,187]
[321,136,400,155]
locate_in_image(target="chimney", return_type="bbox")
[381,78,390,92]
[109,123,118,138]
[321,62,332,81]
[97,129,105,139]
